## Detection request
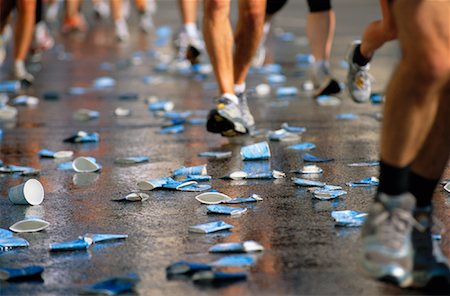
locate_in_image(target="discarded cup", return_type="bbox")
[50,238,91,252]
[288,142,316,151]
[198,151,232,159]
[0,228,13,239]
[444,182,450,193]
[92,76,116,89]
[296,165,323,174]
[112,192,150,202]
[114,107,131,117]
[38,149,73,159]
[72,157,101,173]
[137,177,173,190]
[83,273,139,295]
[212,255,255,267]
[347,160,380,167]
[8,179,44,205]
[114,156,149,164]
[281,123,306,134]
[336,113,359,120]
[83,233,128,243]
[162,180,198,190]
[9,218,50,233]
[188,221,233,234]
[316,95,341,106]
[73,109,100,121]
[172,165,207,177]
[149,100,174,112]
[195,192,232,204]
[224,194,263,204]
[207,205,247,216]
[12,95,39,106]
[331,210,367,227]
[166,261,212,276]
[0,237,29,251]
[269,129,301,142]
[192,271,247,285]
[346,176,379,187]
[177,183,212,192]
[182,175,212,182]
[63,131,100,143]
[303,153,334,163]
[276,86,298,98]
[0,266,44,281]
[0,80,21,93]
[241,142,271,160]
[255,83,271,96]
[0,105,18,120]
[160,124,184,134]
[267,74,286,85]
[313,189,347,200]
[293,178,326,187]
[209,241,264,253]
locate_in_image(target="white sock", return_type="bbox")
[234,83,246,95]
[184,23,198,39]
[222,93,239,105]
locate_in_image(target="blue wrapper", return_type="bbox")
[0,228,13,239]
[0,237,29,250]
[188,221,233,234]
[288,142,316,151]
[192,271,247,284]
[303,153,334,163]
[159,125,184,134]
[293,178,326,187]
[209,241,264,253]
[336,113,359,120]
[198,151,232,159]
[166,261,212,276]
[207,205,247,215]
[331,210,367,227]
[63,131,100,143]
[0,266,44,281]
[346,176,379,187]
[173,165,207,177]
[276,86,298,98]
[281,123,306,134]
[83,273,139,295]
[50,238,91,251]
[114,156,149,164]
[212,255,255,267]
[85,233,128,244]
[241,142,271,161]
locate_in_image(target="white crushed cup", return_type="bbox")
[72,157,100,173]
[8,179,44,205]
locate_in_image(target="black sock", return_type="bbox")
[378,161,410,196]
[409,171,438,207]
[352,44,371,67]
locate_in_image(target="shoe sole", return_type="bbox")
[206,109,247,137]
[362,257,413,288]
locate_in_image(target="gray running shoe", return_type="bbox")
[206,94,254,137]
[347,40,371,103]
[412,207,450,288]
[237,93,255,134]
[361,193,417,287]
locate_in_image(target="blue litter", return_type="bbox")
[187,117,207,125]
[316,95,341,106]
[166,261,212,276]
[281,123,306,134]
[188,221,233,234]
[159,125,184,134]
[313,189,347,200]
[49,238,91,251]
[279,32,295,42]
[288,142,316,151]
[276,86,298,98]
[241,142,271,160]
[0,228,13,239]
[293,178,326,187]
[198,151,232,159]
[182,175,212,182]
[267,74,286,85]
[209,241,264,253]
[370,93,384,104]
[212,255,255,267]
[83,273,139,295]
[68,87,87,95]
[85,233,128,244]
[207,205,247,215]
[347,161,380,167]
[336,113,359,120]
[346,176,379,187]
[162,180,198,190]
[0,81,21,93]
[177,184,212,192]
[92,76,116,89]
[224,194,263,204]
[114,156,149,164]
[0,237,30,250]
[303,153,334,163]
[137,177,174,190]
[0,266,44,281]
[57,162,74,170]
[173,165,207,177]
[149,100,174,112]
[192,271,247,284]
[63,131,99,143]
[331,210,368,227]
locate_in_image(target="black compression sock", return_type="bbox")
[409,171,438,207]
[378,161,410,196]
[352,44,371,67]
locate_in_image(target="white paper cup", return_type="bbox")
[72,157,100,173]
[8,179,44,205]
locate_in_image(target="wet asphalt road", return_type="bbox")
[0,1,449,295]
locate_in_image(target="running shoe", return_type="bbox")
[347,40,371,103]
[361,192,417,287]
[139,12,154,33]
[311,61,341,97]
[173,29,204,65]
[31,22,54,53]
[411,207,450,288]
[93,0,110,19]
[115,19,130,42]
[206,94,254,137]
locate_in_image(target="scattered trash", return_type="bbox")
[73,109,100,121]
[38,149,73,159]
[67,87,87,95]
[0,105,18,120]
[114,156,149,164]
[166,261,212,276]
[288,142,316,151]
[223,170,285,180]
[346,176,379,187]
[159,124,184,134]
[177,183,212,192]
[266,74,286,85]
[444,182,450,193]
[172,165,207,177]
[92,76,116,89]
[293,178,326,187]
[0,266,44,281]
[254,83,271,96]
[207,205,247,216]
[50,238,91,251]
[114,107,131,117]
[0,80,21,93]
[149,100,175,112]
[9,218,50,233]
[182,175,212,182]
[195,192,232,204]
[312,189,347,200]
[316,95,341,106]
[276,86,298,98]
[118,92,139,101]
[209,241,264,253]
[162,180,198,190]
[296,53,315,64]
[8,179,44,205]
[336,113,359,120]
[42,91,60,100]
[331,210,367,227]
[281,123,306,134]
[192,271,247,285]
[212,255,255,267]
[303,153,334,163]
[0,237,29,251]
[82,273,139,295]
[370,92,384,104]
[223,194,263,204]
[72,157,102,173]
[347,160,380,167]
[137,177,174,190]
[198,151,232,159]
[84,233,128,243]
[301,80,314,91]
[112,192,150,202]
[63,131,100,143]
[295,165,323,174]
[241,141,271,160]
[188,221,233,234]
[12,95,39,106]
[0,228,13,239]
[0,164,40,176]
[268,129,301,142]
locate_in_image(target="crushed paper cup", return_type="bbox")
[255,83,271,96]
[281,123,306,134]
[212,255,255,267]
[8,179,44,205]
[198,151,232,159]
[0,105,18,120]
[267,74,286,85]
[293,178,326,187]
[166,261,212,276]
[177,184,212,192]
[49,238,92,251]
[192,271,247,284]
[9,218,50,233]
[331,210,367,227]
[308,185,342,193]
[276,86,298,98]
[172,165,207,177]
[63,131,99,143]
[38,149,73,159]
[83,233,128,243]
[195,192,232,205]
[0,228,13,239]
[161,180,198,190]
[346,176,379,187]
[114,156,149,164]
[92,76,116,89]
[148,100,174,112]
[336,113,359,120]
[313,189,347,200]
[301,80,314,91]
[224,194,263,204]
[288,142,316,151]
[246,170,285,179]
[0,80,21,93]
[182,175,212,182]
[269,129,301,142]
[347,160,380,167]
[207,205,247,215]
[241,142,271,161]
[209,241,264,253]
[0,266,44,281]
[188,221,233,234]
[114,107,131,117]
[316,95,341,106]
[83,273,139,295]
[73,109,100,121]
[0,237,29,250]
[72,157,101,173]
[137,177,173,190]
[297,165,323,174]
[159,124,184,134]
[296,53,315,64]
[12,95,39,106]
[228,171,248,180]
[303,153,334,163]
[112,192,150,202]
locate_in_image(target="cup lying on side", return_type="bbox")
[8,179,44,206]
[72,157,101,173]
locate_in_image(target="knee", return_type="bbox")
[205,0,229,16]
[241,5,266,28]
[410,52,450,82]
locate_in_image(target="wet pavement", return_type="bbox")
[1,1,449,295]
